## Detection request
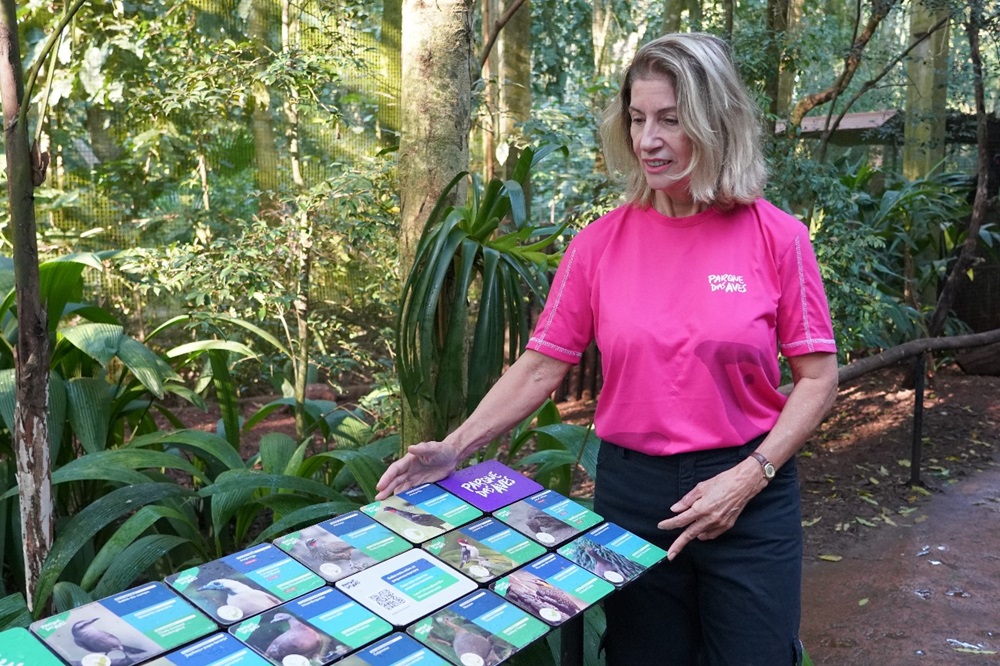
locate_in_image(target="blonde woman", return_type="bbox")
[378,32,838,665]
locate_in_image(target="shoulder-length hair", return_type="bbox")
[600,32,767,211]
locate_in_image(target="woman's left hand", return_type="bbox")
[656,458,765,560]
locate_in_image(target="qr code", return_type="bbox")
[371,588,407,611]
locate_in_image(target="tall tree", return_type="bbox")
[249,0,280,214]
[663,0,683,34]
[398,0,473,445]
[764,0,789,134]
[0,0,85,612]
[499,0,531,184]
[927,0,988,338]
[902,0,951,180]
[379,0,402,145]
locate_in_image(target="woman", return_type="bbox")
[377,32,838,665]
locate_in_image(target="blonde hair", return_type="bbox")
[600,32,767,211]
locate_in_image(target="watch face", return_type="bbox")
[763,463,776,479]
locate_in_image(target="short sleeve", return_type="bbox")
[776,232,838,357]
[526,240,595,365]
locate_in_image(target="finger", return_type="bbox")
[657,512,695,531]
[666,528,698,561]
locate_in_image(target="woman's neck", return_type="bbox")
[651,191,708,218]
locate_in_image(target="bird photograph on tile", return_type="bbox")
[197,578,282,621]
[237,609,347,666]
[289,525,377,580]
[427,533,514,582]
[559,538,644,584]
[423,612,510,666]
[496,570,585,624]
[375,500,450,541]
[42,608,159,666]
[499,503,578,545]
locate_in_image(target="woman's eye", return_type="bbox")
[630,117,643,125]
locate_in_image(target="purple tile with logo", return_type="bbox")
[436,460,543,512]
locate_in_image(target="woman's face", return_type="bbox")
[628,75,695,212]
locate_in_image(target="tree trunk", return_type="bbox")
[481,0,500,180]
[0,0,53,613]
[663,0,683,34]
[902,0,951,181]
[398,0,473,446]
[926,2,987,339]
[250,0,280,216]
[499,0,531,189]
[282,0,311,441]
[776,0,802,117]
[592,0,613,78]
[378,0,402,145]
[764,0,789,136]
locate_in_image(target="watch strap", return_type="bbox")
[749,451,775,480]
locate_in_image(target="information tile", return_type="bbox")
[422,517,545,583]
[436,461,543,512]
[362,485,482,543]
[557,522,667,586]
[490,553,614,626]
[335,549,478,627]
[0,627,63,665]
[144,632,271,666]
[274,511,412,582]
[231,586,393,665]
[407,590,549,666]
[30,582,216,665]
[335,633,449,666]
[492,490,603,547]
[166,543,325,625]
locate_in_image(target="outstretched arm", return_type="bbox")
[375,350,573,499]
[657,352,838,559]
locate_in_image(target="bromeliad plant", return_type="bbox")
[398,145,569,441]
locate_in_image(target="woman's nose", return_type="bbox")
[640,123,662,149]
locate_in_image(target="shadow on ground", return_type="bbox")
[801,466,1000,664]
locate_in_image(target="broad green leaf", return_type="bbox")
[93,534,191,598]
[117,336,171,399]
[34,483,194,615]
[127,430,246,473]
[313,449,386,502]
[166,339,257,359]
[65,377,113,454]
[253,500,364,543]
[0,593,30,630]
[51,582,92,614]
[201,470,346,501]
[55,450,210,487]
[321,411,370,449]
[81,504,200,590]
[208,349,241,450]
[259,432,299,475]
[59,323,123,367]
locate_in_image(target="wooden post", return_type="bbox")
[909,354,926,486]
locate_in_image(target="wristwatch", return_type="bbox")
[750,451,776,481]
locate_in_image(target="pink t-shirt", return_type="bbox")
[526,200,837,456]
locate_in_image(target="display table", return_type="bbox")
[11,461,665,666]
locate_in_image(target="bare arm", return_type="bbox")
[657,352,838,558]
[375,350,573,499]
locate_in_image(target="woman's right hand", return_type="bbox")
[374,441,461,500]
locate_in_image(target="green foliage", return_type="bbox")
[767,146,983,355]
[0,253,398,617]
[398,146,568,439]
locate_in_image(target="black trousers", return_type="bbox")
[594,437,803,666]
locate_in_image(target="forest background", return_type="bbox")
[0,1,997,663]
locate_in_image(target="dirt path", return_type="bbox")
[801,465,1000,664]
